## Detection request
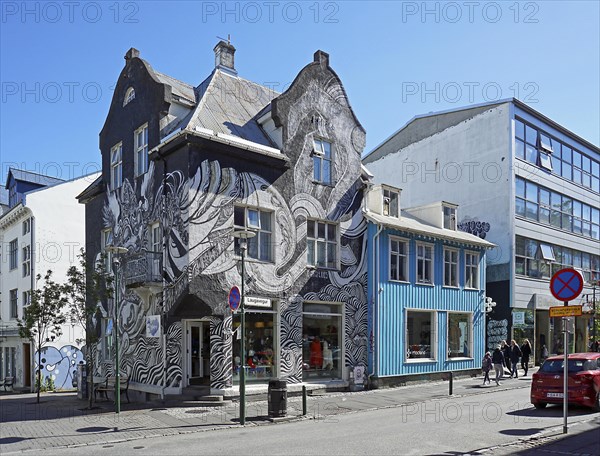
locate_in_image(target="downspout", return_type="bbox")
[372,223,383,382]
[30,214,35,392]
[160,153,168,400]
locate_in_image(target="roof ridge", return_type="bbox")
[218,70,281,95]
[153,70,195,89]
[8,167,65,181]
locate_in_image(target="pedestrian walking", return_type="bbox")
[520,339,532,376]
[540,344,549,363]
[492,345,505,385]
[509,339,522,378]
[481,351,492,385]
[501,340,511,374]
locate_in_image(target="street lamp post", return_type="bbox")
[106,245,128,414]
[233,230,255,426]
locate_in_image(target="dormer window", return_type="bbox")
[123,87,135,106]
[443,205,457,230]
[312,138,332,185]
[383,187,400,218]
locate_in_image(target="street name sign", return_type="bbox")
[549,305,583,318]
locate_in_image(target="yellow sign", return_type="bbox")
[549,305,583,317]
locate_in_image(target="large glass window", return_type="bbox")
[443,248,458,287]
[448,313,472,358]
[234,206,273,262]
[465,251,479,289]
[416,243,433,285]
[110,143,123,190]
[390,238,408,282]
[312,139,332,185]
[406,310,435,360]
[307,219,338,269]
[302,303,342,380]
[233,310,277,384]
[135,124,149,176]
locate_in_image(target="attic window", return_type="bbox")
[123,87,135,106]
[443,205,457,230]
[383,187,399,218]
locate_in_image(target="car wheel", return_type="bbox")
[533,402,547,409]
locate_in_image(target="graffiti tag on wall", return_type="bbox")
[487,319,508,351]
[458,219,491,239]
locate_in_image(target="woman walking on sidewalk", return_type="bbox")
[510,339,522,378]
[521,339,532,376]
[492,345,505,385]
[481,352,493,385]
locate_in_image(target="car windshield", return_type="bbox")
[540,359,598,373]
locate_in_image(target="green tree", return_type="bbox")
[18,270,68,404]
[64,249,113,409]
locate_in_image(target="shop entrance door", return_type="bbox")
[186,321,209,386]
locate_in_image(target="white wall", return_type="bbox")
[364,104,512,268]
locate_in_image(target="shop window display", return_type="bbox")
[303,303,342,381]
[232,311,276,384]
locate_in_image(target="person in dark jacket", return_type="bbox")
[509,339,522,378]
[501,340,511,374]
[520,339,532,376]
[492,346,505,385]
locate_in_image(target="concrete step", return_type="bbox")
[180,398,233,407]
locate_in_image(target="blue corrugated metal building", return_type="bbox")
[363,185,495,382]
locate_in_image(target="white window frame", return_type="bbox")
[110,143,123,190]
[405,309,437,362]
[101,229,113,273]
[443,247,459,288]
[22,245,31,278]
[233,206,274,262]
[443,205,457,230]
[312,138,332,185]
[134,123,149,177]
[22,218,31,235]
[416,242,434,285]
[150,222,161,252]
[9,239,18,270]
[10,289,18,319]
[464,251,480,290]
[538,151,553,171]
[382,186,400,218]
[389,237,408,282]
[22,290,31,307]
[123,87,135,106]
[306,219,339,270]
[447,311,473,360]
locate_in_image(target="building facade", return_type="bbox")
[363,99,600,364]
[79,43,369,398]
[0,169,97,389]
[364,184,492,382]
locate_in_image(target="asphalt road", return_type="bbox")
[43,384,600,455]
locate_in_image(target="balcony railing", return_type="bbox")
[123,251,162,288]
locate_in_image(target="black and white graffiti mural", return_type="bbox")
[458,218,491,239]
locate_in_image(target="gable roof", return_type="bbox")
[6,168,65,189]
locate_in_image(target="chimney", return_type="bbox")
[214,40,237,75]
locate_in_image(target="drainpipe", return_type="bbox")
[30,214,35,392]
[160,154,168,400]
[372,222,383,382]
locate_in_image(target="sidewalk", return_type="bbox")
[1,371,598,455]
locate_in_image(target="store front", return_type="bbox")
[302,302,343,381]
[232,302,278,384]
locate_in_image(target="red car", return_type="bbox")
[531,352,600,410]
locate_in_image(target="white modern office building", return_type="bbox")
[363,99,599,363]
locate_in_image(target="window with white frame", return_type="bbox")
[135,124,149,176]
[390,238,408,282]
[443,247,458,287]
[416,243,433,284]
[312,138,332,185]
[23,290,31,307]
[149,222,161,277]
[110,143,123,190]
[383,187,400,218]
[9,239,18,270]
[406,310,435,360]
[443,205,457,230]
[465,251,479,289]
[101,229,113,273]
[22,245,31,277]
[22,218,31,235]
[10,289,18,319]
[123,87,135,106]
[447,312,472,358]
[307,219,338,269]
[233,206,273,262]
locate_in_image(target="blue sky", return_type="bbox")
[1,1,599,181]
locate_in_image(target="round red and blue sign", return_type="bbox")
[549,268,584,302]
[228,286,241,312]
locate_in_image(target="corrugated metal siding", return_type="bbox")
[374,229,487,377]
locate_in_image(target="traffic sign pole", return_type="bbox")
[563,315,568,434]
